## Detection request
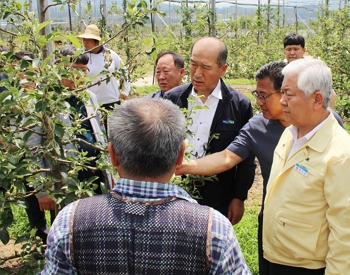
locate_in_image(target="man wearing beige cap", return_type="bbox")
[77,24,130,113]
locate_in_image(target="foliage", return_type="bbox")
[171,95,218,199]
[0,0,162,272]
[234,205,259,275]
[307,6,350,117]
[150,1,350,118]
[1,0,350,272]
[131,84,158,96]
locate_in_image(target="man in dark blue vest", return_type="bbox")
[40,98,251,275]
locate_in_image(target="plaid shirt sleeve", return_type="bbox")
[209,210,251,275]
[39,202,77,275]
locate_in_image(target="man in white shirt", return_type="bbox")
[165,37,255,225]
[77,24,130,111]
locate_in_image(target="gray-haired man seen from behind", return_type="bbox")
[40,98,251,275]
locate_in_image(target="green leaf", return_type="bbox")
[24,71,36,77]
[33,58,40,69]
[0,268,10,275]
[64,34,81,49]
[0,115,10,125]
[66,183,78,191]
[14,181,27,193]
[17,265,30,275]
[100,182,109,194]
[36,21,51,34]
[0,229,10,245]
[87,176,99,184]
[0,208,13,228]
[35,36,47,48]
[193,105,209,111]
[15,235,30,244]
[22,131,33,143]
[13,199,28,209]
[22,118,37,127]
[86,190,95,197]
[62,192,77,205]
[0,90,12,103]
[54,124,64,139]
[2,11,11,20]
[4,163,16,169]
[35,101,47,112]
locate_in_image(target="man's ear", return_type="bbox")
[108,143,119,168]
[180,68,185,78]
[220,64,228,77]
[175,141,186,166]
[313,91,324,110]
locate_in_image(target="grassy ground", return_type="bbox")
[234,207,259,275]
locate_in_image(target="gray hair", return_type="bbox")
[108,98,186,178]
[60,45,76,56]
[59,45,89,65]
[282,59,332,108]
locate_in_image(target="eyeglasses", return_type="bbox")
[251,90,280,104]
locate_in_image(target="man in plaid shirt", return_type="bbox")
[40,98,250,275]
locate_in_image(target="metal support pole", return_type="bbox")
[210,0,216,36]
[235,0,238,20]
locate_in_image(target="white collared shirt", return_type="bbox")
[187,81,222,159]
[288,112,330,159]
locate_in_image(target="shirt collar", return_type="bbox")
[112,178,197,203]
[289,111,330,142]
[190,80,222,100]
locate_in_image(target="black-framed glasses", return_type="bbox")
[251,90,280,104]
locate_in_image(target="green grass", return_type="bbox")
[9,204,52,239]
[8,205,31,238]
[344,122,350,133]
[225,78,255,85]
[131,78,256,98]
[131,85,159,97]
[234,203,260,274]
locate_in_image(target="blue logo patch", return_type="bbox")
[222,120,235,124]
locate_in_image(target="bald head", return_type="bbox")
[191,37,228,67]
[189,37,228,96]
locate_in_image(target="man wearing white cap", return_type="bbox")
[77,24,130,112]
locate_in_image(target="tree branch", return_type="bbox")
[0,28,17,36]
[52,156,99,171]
[42,2,62,15]
[69,137,106,152]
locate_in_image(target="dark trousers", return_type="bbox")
[25,186,55,244]
[102,101,120,134]
[258,211,269,275]
[268,262,325,275]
